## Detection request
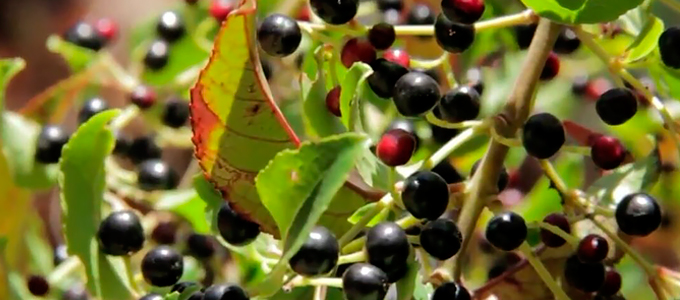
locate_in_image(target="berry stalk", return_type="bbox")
[518,243,571,300]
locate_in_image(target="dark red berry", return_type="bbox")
[386,119,419,150]
[127,135,162,164]
[325,86,342,117]
[257,14,302,57]
[393,72,441,116]
[144,39,170,70]
[162,98,190,128]
[368,23,396,50]
[485,211,527,251]
[591,135,626,170]
[65,21,105,51]
[137,159,179,191]
[540,213,571,248]
[367,58,409,98]
[95,18,118,41]
[341,38,377,68]
[130,85,157,109]
[659,26,680,69]
[98,210,145,256]
[441,0,485,24]
[616,193,661,236]
[202,284,248,300]
[209,0,233,22]
[540,52,560,80]
[420,219,462,260]
[599,268,622,296]
[365,222,410,282]
[522,113,565,159]
[577,234,609,263]
[35,125,70,164]
[217,202,261,246]
[432,282,471,300]
[78,97,108,124]
[141,246,184,287]
[289,226,339,276]
[342,263,389,300]
[309,0,359,25]
[514,24,537,49]
[564,254,606,292]
[296,5,311,21]
[383,48,410,68]
[376,129,416,166]
[554,28,580,54]
[151,221,178,245]
[186,234,216,259]
[402,171,449,220]
[157,11,185,42]
[470,160,508,191]
[438,86,480,122]
[596,88,637,125]
[434,14,475,53]
[27,275,49,296]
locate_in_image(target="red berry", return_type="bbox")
[326,86,342,117]
[130,85,157,109]
[577,234,609,263]
[383,48,410,68]
[368,23,396,50]
[599,268,622,296]
[341,38,377,68]
[441,0,485,24]
[96,18,118,41]
[590,135,626,170]
[540,213,571,248]
[585,77,613,101]
[376,129,416,166]
[540,52,560,80]
[210,0,233,22]
[297,5,312,21]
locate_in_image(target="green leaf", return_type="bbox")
[155,189,210,233]
[193,175,224,233]
[301,53,344,138]
[586,153,661,208]
[412,275,434,300]
[339,63,373,130]
[356,148,392,191]
[654,65,680,100]
[163,280,201,300]
[625,16,664,63]
[520,0,643,24]
[396,250,418,300]
[59,109,132,300]
[0,58,25,98]
[46,36,97,72]
[348,202,390,226]
[142,35,207,86]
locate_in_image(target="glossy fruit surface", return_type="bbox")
[540,213,571,248]
[128,135,162,164]
[599,268,622,296]
[431,282,471,300]
[309,0,359,24]
[162,98,190,128]
[432,161,464,183]
[202,284,249,300]
[186,234,216,258]
[144,40,170,70]
[591,135,626,170]
[65,21,105,51]
[187,292,203,300]
[151,221,178,245]
[438,86,480,122]
[157,11,185,42]
[402,171,449,220]
[209,0,233,22]
[540,52,560,80]
[659,26,680,69]
[342,263,389,300]
[217,202,261,245]
[98,210,145,256]
[564,254,605,292]
[35,125,70,164]
[137,159,178,191]
[485,212,527,251]
[27,275,49,296]
[78,97,108,124]
[393,72,441,116]
[554,28,580,54]
[341,38,377,68]
[441,0,485,24]
[365,222,410,281]
[130,85,157,109]
[514,24,537,49]
[325,86,342,117]
[577,234,609,263]
[596,88,637,125]
[141,246,184,287]
[615,192,661,236]
[367,58,409,98]
[289,226,339,276]
[420,219,462,260]
[376,129,416,166]
[368,23,396,50]
[382,48,410,68]
[470,160,508,191]
[522,113,565,159]
[434,14,475,53]
[257,14,301,57]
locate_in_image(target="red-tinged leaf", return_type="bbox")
[563,120,599,146]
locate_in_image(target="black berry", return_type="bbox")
[368,23,396,50]
[341,38,377,68]
[141,246,184,287]
[438,86,481,122]
[289,226,339,276]
[172,281,199,293]
[187,291,203,300]
[522,113,565,159]
[485,211,527,251]
[137,159,179,191]
[470,160,508,191]
[157,11,185,42]
[326,86,342,117]
[202,284,249,300]
[432,160,464,183]
[591,135,626,170]
[365,222,410,282]
[596,88,638,125]
[393,72,441,116]
[113,132,132,156]
[377,0,403,11]
[162,98,190,128]
[564,254,605,292]
[139,293,163,300]
[577,234,609,263]
[615,192,661,236]
[599,267,622,296]
[127,135,162,164]
[186,234,216,259]
[27,275,49,296]
[130,85,157,109]
[540,213,571,248]
[402,171,449,220]
[151,221,178,245]
[540,52,560,80]
[367,58,409,98]
[217,202,261,246]
[309,0,359,25]
[257,14,301,57]
[407,4,435,25]
[434,14,475,53]
[430,108,460,144]
[78,97,108,124]
[441,0,485,24]
[420,219,462,260]
[65,21,105,51]
[554,28,580,54]
[431,282,471,300]
[659,26,680,69]
[515,24,537,49]
[144,40,170,70]
[342,263,389,300]
[98,210,145,256]
[383,48,410,68]
[376,129,416,166]
[35,125,70,164]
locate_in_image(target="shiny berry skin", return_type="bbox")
[431,282,471,300]
[367,58,409,98]
[470,160,508,191]
[407,4,435,25]
[402,171,449,220]
[377,0,403,11]
[441,0,485,24]
[217,202,261,246]
[599,268,622,296]
[157,11,185,42]
[659,26,680,69]
[515,24,536,49]
[162,98,190,128]
[386,119,419,149]
[432,161,464,183]
[554,28,580,54]
[368,23,396,50]
[540,213,571,248]
[420,219,462,260]
[522,113,565,159]
[257,14,301,57]
[564,254,606,292]
[615,193,661,236]
[383,48,410,68]
[172,281,199,293]
[151,221,178,245]
[309,0,359,25]
[127,135,162,164]
[577,234,609,263]
[137,159,179,191]
[289,226,339,276]
[465,67,484,96]
[365,222,410,282]
[341,38,377,68]
[202,284,249,300]
[65,21,105,51]
[130,85,157,109]
[186,234,216,259]
[485,212,527,251]
[144,40,170,70]
[596,88,638,125]
[27,275,49,296]
[393,72,441,116]
[95,18,118,41]
[376,129,416,166]
[141,246,184,287]
[326,86,342,117]
[591,135,626,170]
[540,52,560,80]
[209,0,233,22]
[54,244,68,266]
[342,263,389,300]
[434,14,475,53]
[35,125,70,164]
[78,97,109,124]
[97,210,145,256]
[438,86,480,122]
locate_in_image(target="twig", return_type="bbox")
[518,243,570,300]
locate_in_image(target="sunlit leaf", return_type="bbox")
[46,36,97,72]
[155,189,210,233]
[586,153,661,208]
[625,16,664,63]
[520,0,644,24]
[339,63,373,130]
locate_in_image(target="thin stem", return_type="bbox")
[421,125,484,170]
[490,125,521,147]
[342,236,366,254]
[539,159,569,194]
[329,48,341,87]
[410,53,448,69]
[659,0,680,13]
[110,105,139,130]
[518,243,571,300]
[338,195,393,247]
[561,146,591,156]
[338,251,366,265]
[589,216,657,277]
[47,256,81,286]
[536,222,579,247]
[313,286,327,300]
[289,277,344,288]
[124,256,141,296]
[440,53,457,88]
[424,111,484,129]
[396,215,420,229]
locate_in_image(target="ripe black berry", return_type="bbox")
[485,211,527,251]
[217,202,261,245]
[78,97,108,124]
[599,268,622,296]
[97,210,145,256]
[365,222,410,282]
[202,284,249,300]
[157,11,185,42]
[383,48,410,68]
[137,159,179,191]
[209,0,233,22]
[438,86,481,122]
[309,0,359,25]
[377,0,403,11]
[596,88,638,125]
[127,135,162,164]
[441,0,485,24]
[65,21,105,51]
[54,244,68,266]
[420,219,462,260]
[187,291,203,300]
[151,221,178,244]
[659,26,680,69]
[186,234,216,259]
[434,14,475,53]
[139,293,163,300]
[341,38,377,68]
[289,226,339,276]
[402,171,449,220]
[432,161,464,183]
[172,281,199,293]
[407,4,435,25]
[431,282,471,300]
[470,160,508,191]
[162,98,190,128]
[591,135,626,170]
[487,253,521,280]
[393,72,441,116]
[615,192,661,236]
[515,24,537,49]
[141,246,184,287]
[577,234,609,263]
[113,132,132,156]
[342,263,389,300]
[144,40,170,70]
[564,254,605,292]
[257,14,301,57]
[540,213,571,248]
[367,58,409,98]
[376,129,416,166]
[368,23,396,50]
[326,86,342,117]
[554,28,580,54]
[35,125,70,164]
[522,113,565,159]
[540,52,560,80]
[130,85,157,109]
[27,275,49,296]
